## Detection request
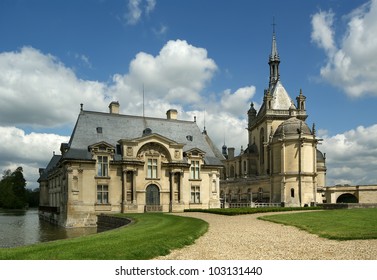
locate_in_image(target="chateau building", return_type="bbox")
[38,104,223,227]
[221,31,327,207]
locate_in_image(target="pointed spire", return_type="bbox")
[269,17,280,88]
[270,17,279,62]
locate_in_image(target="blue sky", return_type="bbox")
[1,0,377,189]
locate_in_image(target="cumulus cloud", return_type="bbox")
[0,126,70,189]
[311,0,377,97]
[0,127,68,164]
[0,47,109,128]
[110,39,217,111]
[220,86,256,117]
[320,124,377,185]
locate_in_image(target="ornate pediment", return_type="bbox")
[88,141,115,154]
[136,142,171,162]
[184,148,206,158]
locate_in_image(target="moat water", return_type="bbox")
[0,209,97,248]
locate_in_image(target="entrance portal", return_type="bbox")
[145,184,162,212]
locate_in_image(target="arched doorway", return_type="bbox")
[336,193,358,203]
[145,184,161,212]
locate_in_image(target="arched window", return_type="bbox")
[260,128,265,165]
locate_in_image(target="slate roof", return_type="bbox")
[64,110,224,166]
[270,81,294,110]
[38,154,61,181]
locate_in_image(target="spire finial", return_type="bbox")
[272,16,276,34]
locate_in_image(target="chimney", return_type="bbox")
[166,109,178,120]
[228,147,235,160]
[109,101,120,114]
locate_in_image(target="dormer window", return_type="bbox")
[97,156,108,177]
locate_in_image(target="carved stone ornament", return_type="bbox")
[174,150,180,159]
[137,142,170,161]
[126,147,133,157]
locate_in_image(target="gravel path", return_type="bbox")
[155,212,377,260]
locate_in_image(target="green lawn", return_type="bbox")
[259,208,377,240]
[0,213,208,260]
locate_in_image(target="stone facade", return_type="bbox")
[39,104,223,227]
[221,31,327,207]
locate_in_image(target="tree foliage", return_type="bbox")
[0,167,28,209]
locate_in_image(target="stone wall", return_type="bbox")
[96,214,132,231]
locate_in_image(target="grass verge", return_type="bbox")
[258,208,377,240]
[0,213,208,260]
[185,206,322,216]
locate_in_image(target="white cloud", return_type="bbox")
[311,0,377,97]
[153,24,168,37]
[110,39,217,109]
[125,0,142,25]
[124,0,156,25]
[320,124,377,185]
[145,0,156,15]
[0,126,70,189]
[220,86,256,117]
[311,10,336,53]
[0,126,69,165]
[75,53,92,69]
[0,47,109,128]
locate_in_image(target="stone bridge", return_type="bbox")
[323,185,377,203]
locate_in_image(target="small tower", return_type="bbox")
[222,143,228,158]
[248,102,257,129]
[296,89,306,111]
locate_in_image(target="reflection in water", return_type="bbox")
[0,209,97,248]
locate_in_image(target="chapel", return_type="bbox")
[221,30,327,207]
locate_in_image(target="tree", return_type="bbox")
[0,167,27,209]
[26,188,40,208]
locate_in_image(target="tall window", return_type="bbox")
[97,156,108,177]
[190,160,200,179]
[147,158,158,178]
[260,128,265,165]
[97,185,109,204]
[191,186,200,203]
